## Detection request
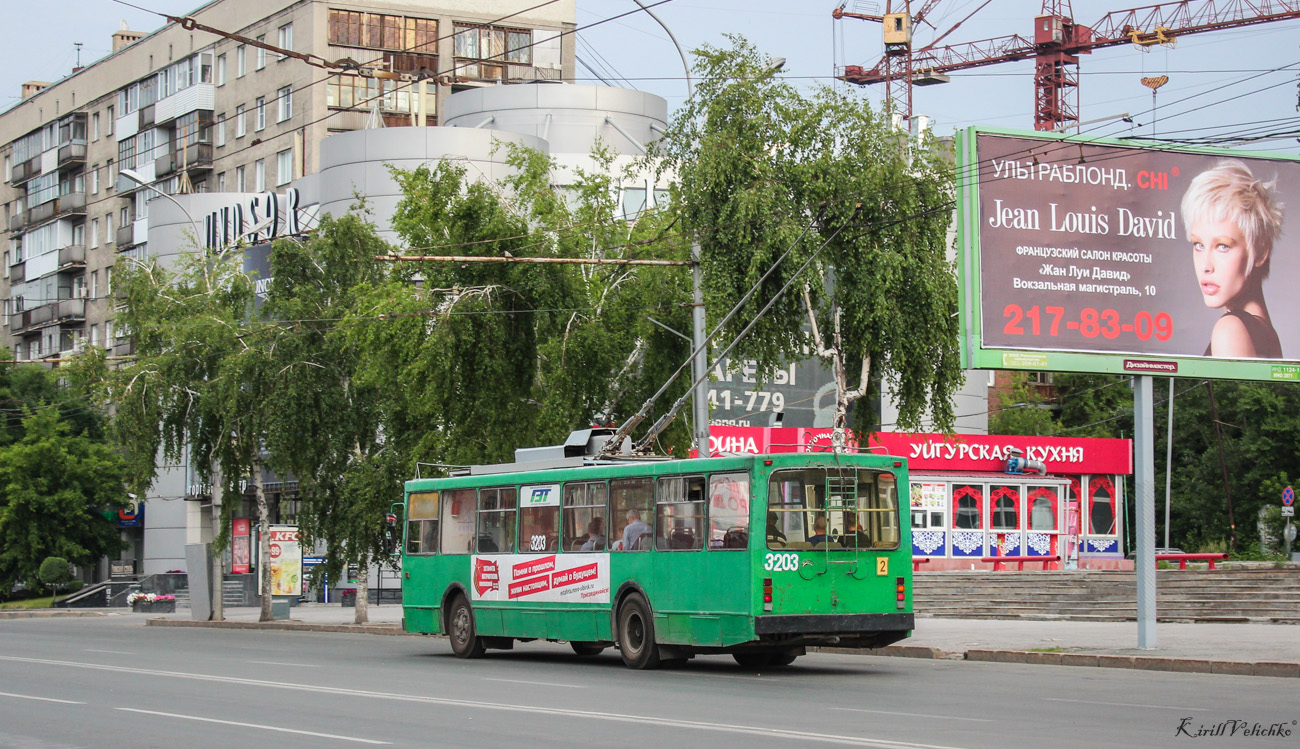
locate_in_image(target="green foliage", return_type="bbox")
[0,406,128,593]
[38,556,72,592]
[988,373,1061,437]
[651,36,961,433]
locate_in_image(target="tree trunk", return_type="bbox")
[354,551,370,625]
[253,459,273,622]
[803,288,871,450]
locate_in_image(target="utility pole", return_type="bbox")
[691,242,710,457]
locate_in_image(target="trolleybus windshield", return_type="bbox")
[766,468,900,550]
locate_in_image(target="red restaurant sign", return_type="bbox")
[707,426,1132,475]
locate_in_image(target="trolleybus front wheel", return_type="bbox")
[732,652,772,669]
[617,594,661,670]
[447,595,486,658]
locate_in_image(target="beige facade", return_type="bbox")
[1,0,576,361]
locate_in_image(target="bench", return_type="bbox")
[1156,552,1228,570]
[912,558,931,571]
[981,555,1060,571]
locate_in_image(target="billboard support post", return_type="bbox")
[1134,375,1158,648]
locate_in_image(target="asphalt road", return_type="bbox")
[0,617,1295,748]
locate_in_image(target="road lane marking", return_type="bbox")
[248,661,321,667]
[116,708,389,744]
[830,707,993,723]
[0,691,84,705]
[85,649,136,655]
[482,678,585,689]
[1044,697,1209,712]
[0,656,960,748]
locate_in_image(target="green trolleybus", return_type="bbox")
[397,430,914,669]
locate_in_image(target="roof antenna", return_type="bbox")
[74,42,83,69]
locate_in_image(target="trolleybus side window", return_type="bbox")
[406,491,439,555]
[767,469,900,550]
[563,481,608,552]
[655,475,705,551]
[441,489,477,555]
[611,477,654,551]
[520,483,560,552]
[708,472,750,550]
[477,486,517,554]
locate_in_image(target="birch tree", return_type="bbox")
[652,36,963,440]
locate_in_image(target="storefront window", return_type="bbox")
[990,486,1020,530]
[952,485,982,529]
[1088,476,1117,535]
[1028,486,1058,531]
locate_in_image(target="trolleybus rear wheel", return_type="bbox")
[447,595,486,658]
[617,594,661,670]
[570,642,606,657]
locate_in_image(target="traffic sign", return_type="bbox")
[1287,524,1298,542]
[1283,506,1295,518]
[1283,486,1294,507]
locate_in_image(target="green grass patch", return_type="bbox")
[1030,647,1064,653]
[0,595,58,610]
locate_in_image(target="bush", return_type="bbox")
[38,557,73,596]
[66,579,85,592]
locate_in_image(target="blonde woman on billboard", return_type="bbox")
[1182,159,1284,359]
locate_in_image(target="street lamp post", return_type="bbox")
[117,168,202,244]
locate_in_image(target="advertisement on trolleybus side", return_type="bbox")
[471,554,611,604]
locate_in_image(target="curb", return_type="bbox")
[145,617,415,636]
[0,610,108,619]
[963,649,1300,678]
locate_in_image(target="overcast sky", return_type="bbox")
[3,1,1298,152]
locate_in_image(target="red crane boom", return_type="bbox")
[837,0,1300,131]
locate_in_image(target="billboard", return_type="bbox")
[957,127,1300,381]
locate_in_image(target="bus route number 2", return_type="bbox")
[764,552,799,572]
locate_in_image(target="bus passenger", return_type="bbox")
[580,518,606,551]
[807,516,828,546]
[621,509,652,551]
[844,515,871,548]
[766,512,787,545]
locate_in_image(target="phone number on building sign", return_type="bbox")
[1002,304,1173,341]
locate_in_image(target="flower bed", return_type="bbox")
[128,592,176,614]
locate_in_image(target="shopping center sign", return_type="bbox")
[956,127,1300,381]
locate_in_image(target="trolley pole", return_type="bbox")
[691,241,711,457]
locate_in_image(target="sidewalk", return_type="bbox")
[139,604,1300,678]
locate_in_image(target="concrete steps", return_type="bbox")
[913,568,1300,623]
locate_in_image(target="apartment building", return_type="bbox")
[1,0,576,362]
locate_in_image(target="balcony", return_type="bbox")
[156,143,214,177]
[57,142,87,170]
[9,260,24,284]
[115,223,135,248]
[58,244,86,268]
[9,156,39,186]
[15,298,85,333]
[9,210,29,232]
[112,337,136,358]
[139,104,155,129]
[27,193,87,225]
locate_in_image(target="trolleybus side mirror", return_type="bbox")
[384,513,399,555]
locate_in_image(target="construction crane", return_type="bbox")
[836,0,1300,131]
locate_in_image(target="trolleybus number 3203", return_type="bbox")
[764,552,800,571]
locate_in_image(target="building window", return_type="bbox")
[236,45,246,77]
[216,53,226,85]
[254,159,265,191]
[276,86,292,122]
[91,219,100,247]
[92,112,101,141]
[106,267,112,295]
[235,165,245,192]
[256,35,266,70]
[454,24,532,81]
[90,167,99,195]
[105,320,114,345]
[91,271,99,297]
[328,10,437,51]
[106,105,114,135]
[215,114,225,147]
[235,105,247,138]
[326,75,417,114]
[90,324,99,347]
[106,212,114,239]
[278,24,293,60]
[255,97,266,130]
[217,172,226,191]
[276,149,292,186]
